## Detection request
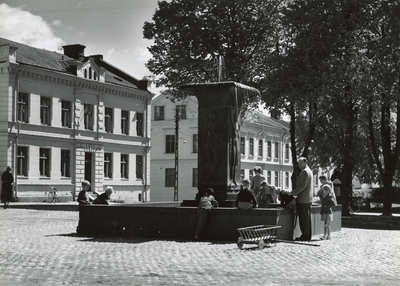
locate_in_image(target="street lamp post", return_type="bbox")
[174,107,180,201]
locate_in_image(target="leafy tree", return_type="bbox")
[362,0,400,215]
[143,0,281,92]
[262,0,376,215]
[143,0,399,215]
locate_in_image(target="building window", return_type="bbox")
[154,106,164,120]
[249,138,254,156]
[285,172,290,188]
[240,137,245,155]
[249,169,254,179]
[61,100,72,128]
[176,105,186,119]
[89,67,92,79]
[165,168,175,187]
[17,146,28,176]
[121,154,129,179]
[136,112,144,137]
[285,144,290,161]
[240,169,245,181]
[193,134,198,153]
[105,107,113,133]
[192,168,198,187]
[84,104,94,130]
[267,171,271,184]
[275,143,279,159]
[166,135,175,153]
[104,153,112,178]
[39,148,50,177]
[94,71,97,80]
[84,69,87,78]
[267,141,272,158]
[17,93,29,123]
[136,155,143,179]
[275,172,279,187]
[121,110,129,135]
[61,150,70,177]
[258,140,263,158]
[40,97,51,125]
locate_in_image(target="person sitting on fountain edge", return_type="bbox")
[93,186,114,205]
[236,179,257,209]
[195,188,219,241]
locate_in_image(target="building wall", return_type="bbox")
[150,94,293,202]
[0,50,151,203]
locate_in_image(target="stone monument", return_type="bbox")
[179,82,260,202]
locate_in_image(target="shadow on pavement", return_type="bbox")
[342,214,400,230]
[47,233,154,244]
[48,233,236,245]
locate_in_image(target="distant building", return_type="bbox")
[0,37,152,202]
[150,93,293,202]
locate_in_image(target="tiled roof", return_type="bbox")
[0,37,144,90]
[0,37,72,72]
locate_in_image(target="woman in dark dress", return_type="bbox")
[1,167,14,209]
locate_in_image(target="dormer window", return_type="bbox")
[89,67,92,79]
[84,69,87,78]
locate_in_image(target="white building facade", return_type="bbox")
[0,38,152,202]
[150,94,293,202]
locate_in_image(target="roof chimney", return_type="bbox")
[62,44,86,61]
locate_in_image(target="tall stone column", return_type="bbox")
[179,82,259,201]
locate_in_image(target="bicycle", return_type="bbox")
[46,185,57,203]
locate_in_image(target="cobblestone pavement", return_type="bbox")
[0,208,399,286]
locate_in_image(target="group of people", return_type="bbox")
[235,166,281,210]
[76,180,114,233]
[195,158,337,242]
[77,180,114,205]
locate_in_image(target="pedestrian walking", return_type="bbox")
[1,167,14,209]
[319,185,336,240]
[195,188,219,241]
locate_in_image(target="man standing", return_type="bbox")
[1,167,14,209]
[290,157,313,241]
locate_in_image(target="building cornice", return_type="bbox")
[9,65,152,102]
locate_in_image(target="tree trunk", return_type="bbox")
[341,159,353,216]
[289,103,299,189]
[382,176,393,216]
[341,114,355,216]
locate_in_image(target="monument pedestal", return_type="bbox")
[179,82,260,202]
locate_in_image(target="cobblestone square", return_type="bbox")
[0,208,399,285]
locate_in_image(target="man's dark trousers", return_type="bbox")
[297,203,312,240]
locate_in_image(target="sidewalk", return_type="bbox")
[0,207,399,285]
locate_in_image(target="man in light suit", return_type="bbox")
[290,157,313,241]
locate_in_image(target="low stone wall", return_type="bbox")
[78,204,342,241]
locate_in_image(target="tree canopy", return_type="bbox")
[143,0,400,215]
[143,0,282,90]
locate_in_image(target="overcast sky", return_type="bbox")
[0,0,162,93]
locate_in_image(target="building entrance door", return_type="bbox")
[85,152,93,184]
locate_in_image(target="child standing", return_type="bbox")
[319,185,336,240]
[195,188,219,241]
